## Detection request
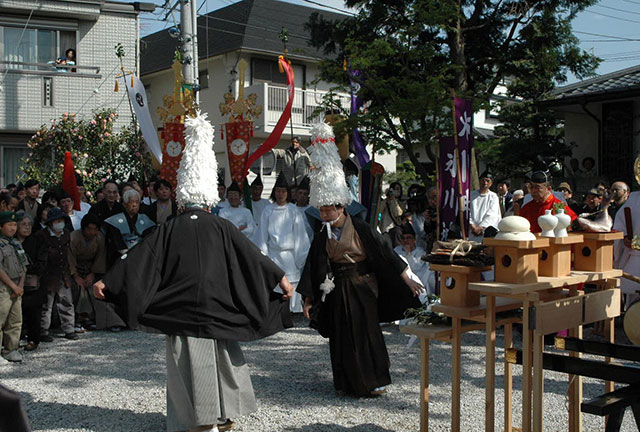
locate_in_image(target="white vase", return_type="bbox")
[554,208,571,237]
[538,209,557,237]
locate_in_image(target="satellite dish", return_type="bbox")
[249,150,276,176]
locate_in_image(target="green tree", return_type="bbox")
[306,0,599,183]
[23,109,153,197]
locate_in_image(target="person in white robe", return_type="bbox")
[254,172,310,313]
[249,175,270,226]
[219,181,256,239]
[295,177,314,241]
[613,190,640,309]
[469,171,501,243]
[393,222,435,295]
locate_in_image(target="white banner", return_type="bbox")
[122,74,163,164]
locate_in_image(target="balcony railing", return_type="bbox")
[266,85,351,127]
[0,60,101,78]
[246,83,351,132]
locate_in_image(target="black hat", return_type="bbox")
[227,181,242,193]
[45,207,66,224]
[75,173,84,187]
[127,174,138,183]
[0,211,17,225]
[531,170,551,184]
[251,175,263,187]
[274,171,289,189]
[401,222,415,237]
[479,170,494,180]
[298,176,310,191]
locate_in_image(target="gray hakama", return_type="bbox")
[165,335,257,432]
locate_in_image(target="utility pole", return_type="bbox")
[179,0,199,103]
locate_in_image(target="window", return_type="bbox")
[1,146,30,187]
[0,25,76,70]
[199,69,209,89]
[251,58,305,88]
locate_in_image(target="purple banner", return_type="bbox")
[438,140,471,240]
[437,97,474,240]
[349,68,370,168]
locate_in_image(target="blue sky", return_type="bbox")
[138,0,640,85]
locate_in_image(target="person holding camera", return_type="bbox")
[380,182,405,234]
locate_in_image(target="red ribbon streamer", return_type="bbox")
[243,56,295,176]
[62,151,81,211]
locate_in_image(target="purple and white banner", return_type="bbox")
[437,97,474,240]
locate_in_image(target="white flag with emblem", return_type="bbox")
[122,73,163,164]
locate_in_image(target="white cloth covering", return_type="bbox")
[68,208,88,231]
[254,203,310,313]
[613,191,640,309]
[410,213,427,249]
[296,204,314,241]
[218,206,256,239]
[394,245,435,294]
[469,190,501,242]
[251,198,271,225]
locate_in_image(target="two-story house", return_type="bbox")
[0,0,149,186]
[140,0,396,191]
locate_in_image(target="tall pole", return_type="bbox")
[190,0,199,104]
[180,0,199,103]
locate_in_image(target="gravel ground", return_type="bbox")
[0,315,636,432]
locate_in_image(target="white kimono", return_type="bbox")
[469,190,501,243]
[296,204,314,241]
[251,198,271,225]
[219,206,256,239]
[613,191,640,309]
[254,203,310,313]
[394,245,436,295]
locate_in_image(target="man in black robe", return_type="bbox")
[298,204,422,397]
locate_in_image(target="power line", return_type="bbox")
[584,9,640,24]
[574,30,640,41]
[594,3,640,16]
[619,0,640,5]
[298,0,356,16]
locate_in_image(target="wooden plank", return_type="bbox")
[452,317,462,432]
[555,337,640,363]
[533,332,544,432]
[581,383,640,416]
[420,338,429,432]
[581,232,624,241]
[505,323,513,432]
[400,323,454,340]
[431,296,521,319]
[485,295,496,432]
[584,289,621,324]
[548,234,584,245]
[534,296,584,335]
[430,264,492,274]
[468,269,623,294]
[523,300,533,432]
[569,326,583,432]
[483,238,550,248]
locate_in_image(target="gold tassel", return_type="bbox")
[131,74,135,87]
[114,80,119,92]
[278,55,284,73]
[343,58,347,71]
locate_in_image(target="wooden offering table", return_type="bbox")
[401,292,521,432]
[469,268,623,432]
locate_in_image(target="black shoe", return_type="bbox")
[25,342,39,351]
[40,334,54,343]
[64,332,79,340]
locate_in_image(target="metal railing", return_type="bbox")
[266,85,351,128]
[0,60,101,78]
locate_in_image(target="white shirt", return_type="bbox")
[394,245,435,294]
[219,206,256,239]
[470,189,501,242]
[613,191,640,306]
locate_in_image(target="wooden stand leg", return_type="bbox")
[604,279,616,430]
[505,323,513,432]
[522,300,533,432]
[452,317,462,432]
[485,295,496,432]
[420,338,429,432]
[532,331,544,432]
[568,325,583,432]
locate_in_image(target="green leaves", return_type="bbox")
[22,110,153,196]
